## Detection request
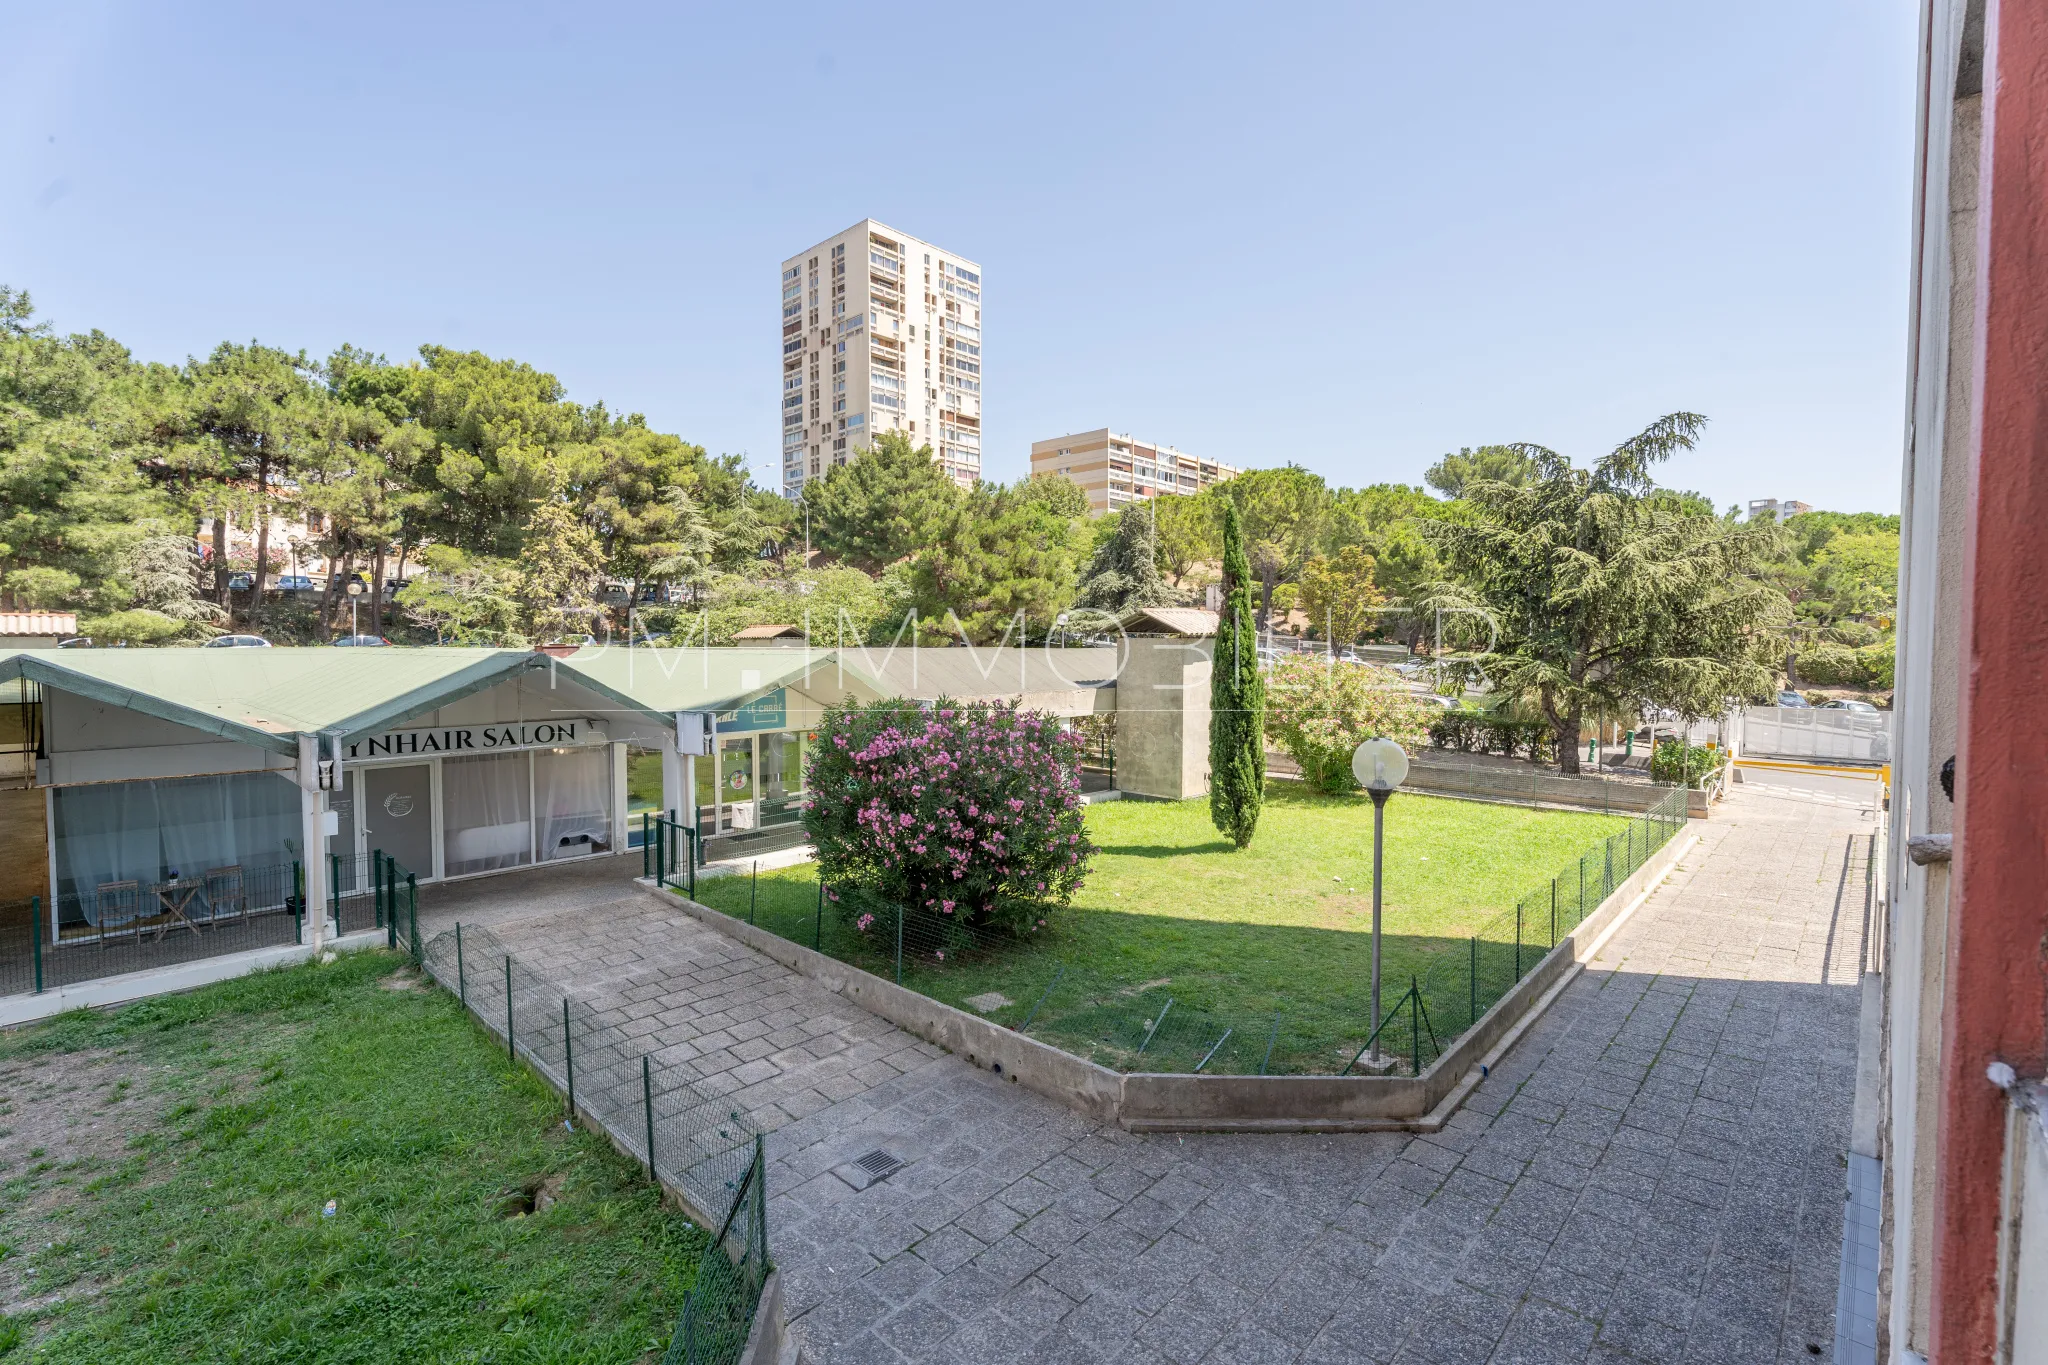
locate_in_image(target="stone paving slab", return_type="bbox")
[455,785,1872,1364]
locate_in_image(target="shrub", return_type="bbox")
[1651,738,1723,788]
[1266,656,1433,794]
[1856,641,1895,690]
[1794,642,1860,685]
[804,698,1094,934]
[1427,709,1551,762]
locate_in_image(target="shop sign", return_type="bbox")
[344,719,605,761]
[716,688,787,733]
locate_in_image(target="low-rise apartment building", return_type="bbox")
[1030,428,1237,515]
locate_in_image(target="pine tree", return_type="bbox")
[1209,501,1266,848]
[1075,504,1175,613]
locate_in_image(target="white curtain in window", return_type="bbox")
[51,773,301,922]
[442,752,532,877]
[536,746,611,860]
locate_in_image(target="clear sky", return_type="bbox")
[3,1,1916,513]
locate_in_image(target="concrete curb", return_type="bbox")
[640,829,1695,1133]
[0,929,391,1028]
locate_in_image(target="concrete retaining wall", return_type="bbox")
[645,828,1695,1133]
[1405,757,1719,818]
[638,883,1126,1124]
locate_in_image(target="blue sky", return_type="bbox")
[3,2,1916,513]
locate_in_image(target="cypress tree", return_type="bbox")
[1209,500,1266,848]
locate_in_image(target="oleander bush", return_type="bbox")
[804,697,1094,935]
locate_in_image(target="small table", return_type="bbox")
[152,879,205,941]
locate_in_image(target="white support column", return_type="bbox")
[610,741,629,853]
[661,736,685,828]
[295,734,329,950]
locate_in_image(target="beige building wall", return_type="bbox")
[1030,428,1238,515]
[1113,635,1212,800]
[781,219,981,497]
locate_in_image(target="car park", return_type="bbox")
[202,634,272,648]
[332,634,391,647]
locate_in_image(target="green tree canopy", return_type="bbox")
[910,475,1087,643]
[800,432,961,573]
[1425,414,1789,772]
[1074,503,1174,614]
[1423,445,1538,498]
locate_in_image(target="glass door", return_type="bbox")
[718,734,756,831]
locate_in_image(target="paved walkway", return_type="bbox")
[441,786,1873,1364]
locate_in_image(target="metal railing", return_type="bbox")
[0,860,307,999]
[666,787,1690,1079]
[647,813,701,899]
[329,850,420,954]
[417,921,767,1364]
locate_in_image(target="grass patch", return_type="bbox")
[0,951,703,1362]
[693,787,1628,1072]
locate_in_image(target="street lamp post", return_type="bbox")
[1352,738,1410,1062]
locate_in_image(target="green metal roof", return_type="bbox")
[1,647,543,754]
[0,645,894,757]
[556,646,887,714]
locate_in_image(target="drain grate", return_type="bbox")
[854,1149,904,1182]
[832,1147,907,1191]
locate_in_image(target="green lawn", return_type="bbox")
[0,952,703,1363]
[690,787,1629,1074]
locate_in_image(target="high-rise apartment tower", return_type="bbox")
[780,220,982,497]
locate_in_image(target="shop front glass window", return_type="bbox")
[760,731,804,826]
[626,745,661,847]
[535,746,611,861]
[442,751,532,877]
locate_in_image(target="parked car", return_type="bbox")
[332,634,391,647]
[1777,690,1812,708]
[1819,699,1880,713]
[275,574,316,591]
[203,634,272,648]
[226,573,254,591]
[56,636,93,648]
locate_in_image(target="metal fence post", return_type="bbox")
[1605,838,1614,898]
[407,874,419,964]
[1514,904,1523,978]
[31,896,42,995]
[1468,935,1476,1026]
[456,923,466,1006]
[504,956,515,1060]
[754,1132,768,1272]
[895,903,904,985]
[814,880,824,949]
[563,997,575,1122]
[372,848,384,928]
[751,860,758,924]
[641,812,650,879]
[1410,984,1420,1077]
[654,819,666,891]
[387,858,399,950]
[1580,856,1586,918]
[687,828,696,899]
[1550,878,1558,946]
[330,852,341,930]
[642,1054,657,1179]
